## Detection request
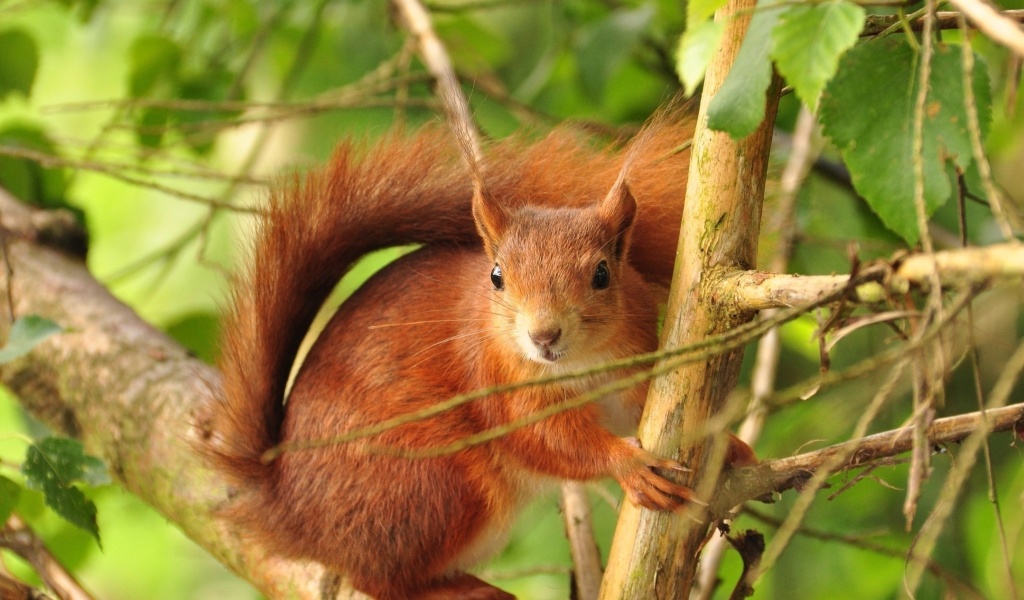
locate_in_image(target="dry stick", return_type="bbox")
[693,107,821,600]
[723,242,1024,311]
[752,360,908,581]
[947,0,1024,57]
[905,336,1024,595]
[958,208,1019,600]
[742,507,986,600]
[711,401,1024,518]
[0,146,257,213]
[959,16,1018,240]
[955,44,1019,596]
[562,482,603,600]
[1,515,94,600]
[905,0,945,532]
[861,9,1024,35]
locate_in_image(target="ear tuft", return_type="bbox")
[599,177,637,259]
[472,186,510,259]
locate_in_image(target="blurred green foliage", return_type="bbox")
[0,1,1022,599]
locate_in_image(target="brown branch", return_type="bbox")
[709,403,1024,517]
[723,242,1024,311]
[1,515,94,600]
[561,483,602,600]
[861,9,1024,36]
[0,189,347,599]
[741,507,986,599]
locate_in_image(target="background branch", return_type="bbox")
[0,189,356,600]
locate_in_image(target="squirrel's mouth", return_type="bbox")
[538,347,559,363]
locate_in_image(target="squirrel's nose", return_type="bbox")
[529,327,562,348]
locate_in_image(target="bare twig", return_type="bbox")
[743,507,985,599]
[904,337,1024,595]
[562,482,602,600]
[722,242,1024,311]
[1,515,94,600]
[710,402,1024,516]
[861,9,1024,36]
[946,0,1024,57]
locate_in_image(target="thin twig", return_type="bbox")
[1,515,94,600]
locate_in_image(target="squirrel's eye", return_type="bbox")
[490,264,504,290]
[592,260,610,290]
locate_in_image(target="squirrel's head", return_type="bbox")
[472,177,644,369]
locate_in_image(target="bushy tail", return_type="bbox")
[209,128,477,486]
[207,116,693,486]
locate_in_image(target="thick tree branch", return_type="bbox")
[600,0,780,595]
[0,189,356,599]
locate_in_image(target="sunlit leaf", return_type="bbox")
[770,0,865,110]
[676,19,724,97]
[688,0,730,24]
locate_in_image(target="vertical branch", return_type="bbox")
[562,482,603,600]
[600,0,781,596]
[692,107,820,600]
[906,0,943,530]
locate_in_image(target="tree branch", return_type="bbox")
[708,403,1024,517]
[0,189,357,599]
[722,242,1024,311]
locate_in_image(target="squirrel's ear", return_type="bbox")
[599,177,637,260]
[472,186,510,259]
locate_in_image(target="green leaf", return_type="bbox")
[820,38,991,244]
[0,124,69,208]
[128,34,182,97]
[676,19,725,97]
[706,0,781,138]
[575,5,655,100]
[22,438,104,544]
[0,316,62,364]
[0,29,39,100]
[0,475,21,523]
[770,0,865,110]
[688,0,730,24]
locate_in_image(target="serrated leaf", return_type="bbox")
[771,0,865,110]
[0,29,39,100]
[0,316,61,363]
[706,0,781,138]
[676,19,725,97]
[22,438,103,544]
[0,475,21,523]
[819,38,991,244]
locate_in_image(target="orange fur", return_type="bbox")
[206,116,752,599]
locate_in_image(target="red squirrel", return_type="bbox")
[206,116,753,599]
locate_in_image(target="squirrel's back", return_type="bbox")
[206,116,695,599]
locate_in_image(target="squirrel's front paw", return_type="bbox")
[615,439,696,511]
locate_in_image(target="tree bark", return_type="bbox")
[0,189,359,599]
[600,0,781,595]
